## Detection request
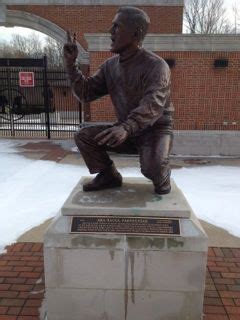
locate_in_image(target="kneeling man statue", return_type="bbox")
[63,6,174,194]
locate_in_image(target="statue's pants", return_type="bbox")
[74,124,173,187]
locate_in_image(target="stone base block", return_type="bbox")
[44,178,208,320]
[46,288,204,320]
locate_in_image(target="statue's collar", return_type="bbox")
[119,48,143,63]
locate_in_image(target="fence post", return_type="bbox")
[43,55,51,139]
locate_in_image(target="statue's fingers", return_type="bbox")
[107,137,119,147]
[94,129,110,142]
[97,133,112,145]
[110,140,121,147]
[66,30,72,43]
[111,133,126,147]
[73,33,77,44]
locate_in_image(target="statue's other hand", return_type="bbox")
[94,126,128,147]
[63,31,78,64]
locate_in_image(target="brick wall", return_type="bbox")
[89,51,240,131]
[8,5,183,49]
[7,5,239,131]
[165,51,240,131]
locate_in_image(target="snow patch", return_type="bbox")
[0,139,240,254]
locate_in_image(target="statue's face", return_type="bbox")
[109,13,137,54]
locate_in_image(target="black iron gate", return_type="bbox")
[0,56,82,138]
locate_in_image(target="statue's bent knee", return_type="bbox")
[141,158,170,181]
[74,127,91,143]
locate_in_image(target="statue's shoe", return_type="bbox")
[83,166,122,192]
[154,178,171,195]
[154,185,171,195]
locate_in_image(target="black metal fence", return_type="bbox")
[0,57,82,139]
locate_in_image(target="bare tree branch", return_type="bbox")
[184,0,232,34]
[43,36,63,67]
[232,1,240,34]
[0,33,64,67]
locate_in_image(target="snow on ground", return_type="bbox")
[172,167,240,238]
[0,153,88,253]
[0,140,240,253]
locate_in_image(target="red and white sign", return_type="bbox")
[19,72,35,87]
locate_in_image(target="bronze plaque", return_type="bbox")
[70,216,181,236]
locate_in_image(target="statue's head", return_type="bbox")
[109,6,150,54]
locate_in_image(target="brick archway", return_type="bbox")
[2,8,89,64]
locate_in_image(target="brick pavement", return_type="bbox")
[0,243,44,320]
[18,141,72,163]
[204,247,240,320]
[0,244,240,319]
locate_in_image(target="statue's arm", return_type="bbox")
[67,65,108,103]
[121,61,172,136]
[63,31,108,103]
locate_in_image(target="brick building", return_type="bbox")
[0,0,240,155]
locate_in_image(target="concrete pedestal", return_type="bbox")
[44,177,208,320]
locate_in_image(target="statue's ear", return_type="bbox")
[134,27,143,42]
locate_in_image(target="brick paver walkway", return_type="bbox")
[0,243,44,320]
[204,247,240,320]
[18,141,72,163]
[0,244,240,319]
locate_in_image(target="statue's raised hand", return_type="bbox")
[63,31,78,65]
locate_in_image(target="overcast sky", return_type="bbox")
[216,0,236,19]
[0,0,238,43]
[0,27,47,43]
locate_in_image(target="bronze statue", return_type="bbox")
[63,6,174,194]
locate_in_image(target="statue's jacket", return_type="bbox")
[66,48,174,136]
